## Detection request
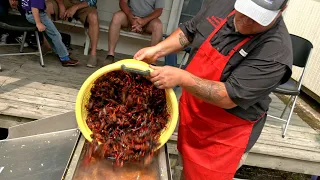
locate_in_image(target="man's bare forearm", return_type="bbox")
[143,9,162,24]
[31,8,41,24]
[181,73,237,109]
[119,0,133,20]
[153,28,190,59]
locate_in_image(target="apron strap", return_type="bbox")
[205,10,236,43]
[228,35,253,57]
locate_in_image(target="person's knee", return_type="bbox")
[151,19,163,34]
[87,11,98,26]
[46,2,55,15]
[111,11,126,25]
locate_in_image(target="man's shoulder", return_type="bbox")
[248,19,293,69]
[259,18,292,54]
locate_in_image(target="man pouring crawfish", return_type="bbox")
[134,0,293,179]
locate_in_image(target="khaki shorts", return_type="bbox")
[46,0,97,27]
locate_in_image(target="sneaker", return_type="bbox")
[60,58,79,67]
[86,55,97,68]
[100,55,114,67]
[106,55,115,63]
[0,33,9,44]
[15,35,28,47]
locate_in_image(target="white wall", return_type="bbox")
[283,0,320,98]
[58,0,177,56]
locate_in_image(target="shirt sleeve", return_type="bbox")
[85,0,97,7]
[31,0,46,10]
[155,0,165,9]
[225,42,291,109]
[178,2,209,43]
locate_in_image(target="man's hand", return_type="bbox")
[64,5,78,20]
[149,65,187,89]
[134,46,161,64]
[58,4,66,19]
[36,23,46,32]
[129,17,142,33]
[131,24,143,33]
[134,28,189,64]
[131,17,146,33]
[133,16,146,27]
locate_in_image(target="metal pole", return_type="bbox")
[19,31,27,53]
[35,31,44,67]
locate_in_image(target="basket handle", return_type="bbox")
[121,64,150,76]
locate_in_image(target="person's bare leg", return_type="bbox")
[108,11,129,56]
[87,11,99,56]
[145,18,163,46]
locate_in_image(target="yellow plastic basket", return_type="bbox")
[75,59,179,150]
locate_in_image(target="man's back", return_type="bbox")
[128,0,164,17]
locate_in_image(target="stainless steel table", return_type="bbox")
[0,112,172,180]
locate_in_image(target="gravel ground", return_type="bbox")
[235,165,311,180]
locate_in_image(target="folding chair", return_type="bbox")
[267,34,313,138]
[0,15,44,71]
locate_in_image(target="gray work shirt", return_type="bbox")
[128,0,165,17]
[179,0,293,152]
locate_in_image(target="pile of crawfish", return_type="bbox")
[85,70,169,166]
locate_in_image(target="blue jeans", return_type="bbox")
[25,12,69,58]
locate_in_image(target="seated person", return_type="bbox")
[22,0,79,66]
[0,0,27,45]
[46,0,99,68]
[0,0,24,18]
[106,0,164,63]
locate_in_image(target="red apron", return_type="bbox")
[177,10,256,179]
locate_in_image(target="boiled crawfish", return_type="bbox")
[85,70,169,166]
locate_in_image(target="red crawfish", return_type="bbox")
[85,70,169,165]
